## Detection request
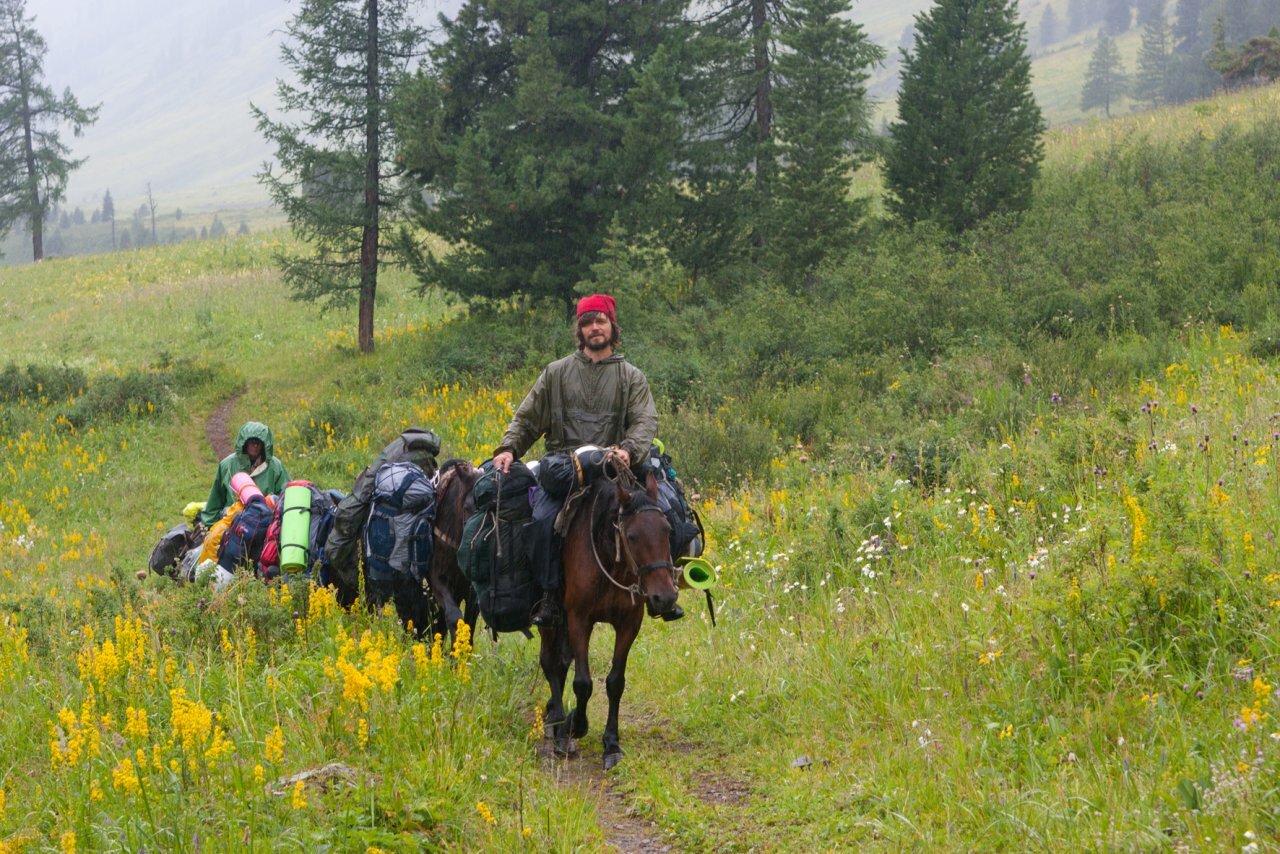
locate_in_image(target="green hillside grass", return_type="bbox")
[2,85,1280,849]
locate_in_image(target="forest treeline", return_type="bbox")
[252,0,1280,356]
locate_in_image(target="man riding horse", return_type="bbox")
[492,293,684,626]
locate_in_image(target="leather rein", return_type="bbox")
[589,466,676,602]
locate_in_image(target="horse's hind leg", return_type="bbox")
[539,626,574,755]
[602,617,641,770]
[568,615,594,740]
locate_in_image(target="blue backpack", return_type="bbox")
[216,497,277,573]
[364,463,436,583]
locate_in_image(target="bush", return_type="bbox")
[0,362,87,403]
[62,369,176,427]
[663,406,778,489]
[294,399,362,448]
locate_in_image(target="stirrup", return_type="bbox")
[530,595,563,627]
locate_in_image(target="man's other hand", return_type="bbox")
[493,451,514,473]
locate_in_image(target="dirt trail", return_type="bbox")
[541,709,753,852]
[543,744,673,853]
[205,391,243,460]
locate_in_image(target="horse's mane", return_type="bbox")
[585,469,660,534]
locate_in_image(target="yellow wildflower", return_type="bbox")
[111,758,141,795]
[265,725,285,764]
[476,801,496,824]
[291,780,307,810]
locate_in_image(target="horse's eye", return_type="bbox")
[626,532,638,543]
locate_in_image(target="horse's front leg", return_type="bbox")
[539,626,574,755]
[568,612,594,741]
[602,612,642,770]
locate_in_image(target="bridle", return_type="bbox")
[589,462,676,603]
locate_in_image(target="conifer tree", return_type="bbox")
[1105,0,1133,33]
[1040,5,1060,46]
[101,187,114,249]
[1134,0,1173,105]
[767,0,881,284]
[885,0,1045,234]
[1173,0,1205,50]
[253,0,424,354]
[396,1,685,304]
[1082,30,1129,115]
[0,0,98,262]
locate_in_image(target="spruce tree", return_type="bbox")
[252,0,424,354]
[1105,0,1133,33]
[396,1,686,304]
[1082,30,1129,115]
[1134,0,1172,105]
[767,0,882,284]
[1173,0,1205,51]
[0,0,98,262]
[885,0,1045,234]
[1040,5,1060,46]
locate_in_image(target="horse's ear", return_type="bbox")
[645,470,660,502]
[615,477,634,508]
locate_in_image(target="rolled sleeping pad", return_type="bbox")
[280,481,315,573]
[230,471,264,505]
[677,556,717,590]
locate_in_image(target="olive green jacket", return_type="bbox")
[199,421,291,527]
[495,351,658,463]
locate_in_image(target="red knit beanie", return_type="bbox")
[576,294,617,323]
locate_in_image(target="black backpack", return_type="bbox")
[648,445,703,559]
[458,460,538,634]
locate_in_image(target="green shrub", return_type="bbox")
[0,362,87,402]
[62,368,175,427]
[294,399,362,448]
[663,406,778,489]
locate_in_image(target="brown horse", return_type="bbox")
[428,459,481,640]
[540,467,680,769]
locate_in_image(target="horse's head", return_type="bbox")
[615,471,679,618]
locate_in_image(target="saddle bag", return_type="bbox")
[459,460,538,633]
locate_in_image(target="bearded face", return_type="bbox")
[576,311,619,351]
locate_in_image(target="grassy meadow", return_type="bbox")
[3,87,1280,850]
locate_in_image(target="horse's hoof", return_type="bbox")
[603,750,623,771]
[553,737,578,758]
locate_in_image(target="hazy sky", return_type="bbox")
[19,0,919,214]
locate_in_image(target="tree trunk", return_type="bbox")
[358,0,380,355]
[15,36,41,261]
[750,0,772,253]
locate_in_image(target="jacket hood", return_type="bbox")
[234,421,275,459]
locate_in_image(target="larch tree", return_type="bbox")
[0,0,98,262]
[885,0,1045,234]
[253,0,425,354]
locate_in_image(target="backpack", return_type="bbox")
[647,445,703,559]
[326,429,441,597]
[147,522,203,578]
[260,482,342,577]
[458,460,538,634]
[216,497,277,573]
[364,462,436,583]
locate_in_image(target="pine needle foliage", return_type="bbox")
[0,0,98,262]
[252,0,425,353]
[884,0,1045,235]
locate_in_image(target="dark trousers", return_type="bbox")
[528,487,566,594]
